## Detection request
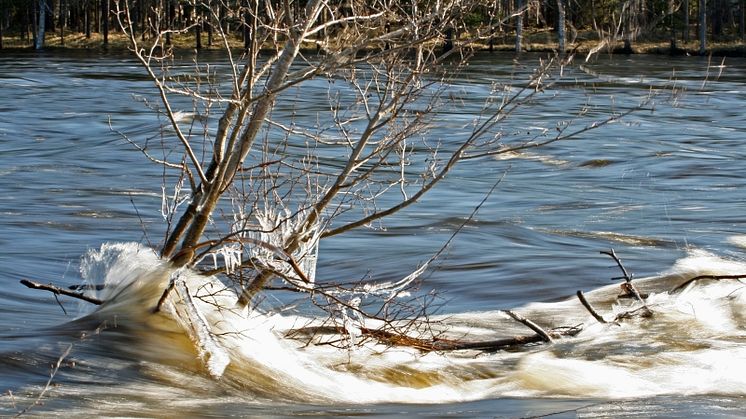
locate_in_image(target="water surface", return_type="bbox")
[2,50,746,416]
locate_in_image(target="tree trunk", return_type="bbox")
[35,0,46,50]
[25,2,31,43]
[207,9,213,46]
[85,0,91,38]
[165,0,324,261]
[556,0,566,52]
[96,0,100,33]
[139,0,145,41]
[194,8,201,50]
[165,0,173,46]
[489,25,494,52]
[515,0,523,53]
[710,0,721,38]
[590,0,598,32]
[623,0,633,53]
[219,3,227,35]
[683,0,690,43]
[59,0,65,46]
[699,0,706,55]
[738,0,746,41]
[243,0,251,51]
[669,0,676,51]
[443,26,454,52]
[101,0,109,46]
[0,7,7,49]
[45,0,54,33]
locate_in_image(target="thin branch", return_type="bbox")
[503,310,554,343]
[671,274,746,293]
[20,279,103,305]
[14,344,73,417]
[152,277,176,313]
[129,193,153,249]
[114,2,208,186]
[576,290,610,324]
[600,249,632,282]
[600,249,653,318]
[600,249,647,304]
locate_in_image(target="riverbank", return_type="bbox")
[3,30,746,57]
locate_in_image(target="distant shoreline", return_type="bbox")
[3,31,746,58]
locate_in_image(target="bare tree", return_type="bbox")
[13,0,647,374]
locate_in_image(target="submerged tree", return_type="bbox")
[20,0,647,375]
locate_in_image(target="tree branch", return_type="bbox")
[576,290,610,324]
[503,310,554,342]
[20,279,103,305]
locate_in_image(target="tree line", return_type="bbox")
[1,1,744,53]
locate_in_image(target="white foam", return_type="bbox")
[76,243,746,403]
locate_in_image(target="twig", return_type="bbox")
[503,310,553,343]
[15,344,73,417]
[576,290,610,324]
[600,249,652,318]
[600,249,632,281]
[431,169,510,263]
[671,274,746,293]
[20,280,103,305]
[152,277,176,313]
[68,284,105,291]
[129,193,153,249]
[52,294,68,316]
[600,249,647,304]
[613,305,654,321]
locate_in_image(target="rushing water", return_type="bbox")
[2,49,746,417]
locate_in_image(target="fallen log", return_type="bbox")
[286,322,581,353]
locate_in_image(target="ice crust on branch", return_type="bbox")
[170,271,231,378]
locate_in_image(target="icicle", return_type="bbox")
[160,185,169,219]
[361,262,428,299]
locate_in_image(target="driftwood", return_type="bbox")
[286,309,580,353]
[576,249,746,326]
[286,323,581,353]
[576,249,652,324]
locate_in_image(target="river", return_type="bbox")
[2,50,746,417]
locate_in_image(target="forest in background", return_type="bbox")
[0,0,745,55]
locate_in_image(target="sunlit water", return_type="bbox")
[2,50,746,417]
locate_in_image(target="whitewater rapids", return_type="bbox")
[45,242,746,404]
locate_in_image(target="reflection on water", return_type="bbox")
[2,50,746,416]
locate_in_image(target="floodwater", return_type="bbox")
[2,49,746,417]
